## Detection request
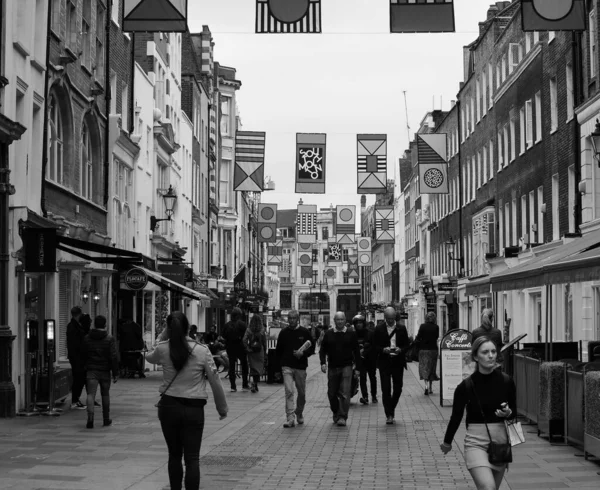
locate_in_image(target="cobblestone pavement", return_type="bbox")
[0,358,598,489]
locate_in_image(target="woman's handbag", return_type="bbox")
[409,340,421,363]
[154,343,197,407]
[466,377,513,464]
[505,418,526,446]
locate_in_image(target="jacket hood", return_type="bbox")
[89,328,108,340]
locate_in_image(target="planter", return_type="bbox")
[584,367,600,460]
[538,362,566,440]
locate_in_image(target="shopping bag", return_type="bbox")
[505,419,525,446]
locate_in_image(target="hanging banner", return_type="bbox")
[234,265,247,292]
[324,266,336,282]
[522,0,586,32]
[234,131,266,192]
[297,242,313,269]
[328,242,342,264]
[296,204,317,243]
[357,134,387,194]
[357,237,372,267]
[336,205,356,244]
[348,256,359,279]
[23,228,57,273]
[390,0,455,33]
[300,265,313,279]
[296,133,326,193]
[123,0,188,32]
[258,203,277,243]
[256,0,322,34]
[267,239,283,265]
[417,133,449,194]
[375,206,394,244]
[278,256,290,277]
[440,329,475,407]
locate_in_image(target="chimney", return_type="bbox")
[298,198,303,205]
[361,195,366,209]
[487,5,499,20]
[451,100,456,108]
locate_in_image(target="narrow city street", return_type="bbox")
[0,357,598,490]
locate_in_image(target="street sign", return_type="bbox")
[437,283,457,291]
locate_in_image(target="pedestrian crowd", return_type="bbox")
[64,305,514,490]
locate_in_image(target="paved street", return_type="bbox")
[0,357,598,490]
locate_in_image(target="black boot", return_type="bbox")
[103,418,112,427]
[86,414,94,429]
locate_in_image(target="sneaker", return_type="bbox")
[283,419,295,428]
[359,397,369,405]
[386,416,394,425]
[72,401,86,410]
[103,419,112,427]
[296,416,304,425]
[332,415,339,424]
[372,396,378,404]
[336,419,347,427]
[230,387,237,393]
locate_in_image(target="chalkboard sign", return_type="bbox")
[439,329,475,407]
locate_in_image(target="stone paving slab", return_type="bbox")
[0,359,598,489]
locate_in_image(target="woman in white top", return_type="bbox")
[147,312,228,490]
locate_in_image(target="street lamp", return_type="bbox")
[150,185,177,231]
[589,119,600,167]
[309,279,329,315]
[445,237,464,276]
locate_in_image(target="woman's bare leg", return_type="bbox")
[469,466,498,490]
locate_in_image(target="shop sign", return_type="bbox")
[398,312,408,319]
[23,228,57,272]
[159,264,185,285]
[124,268,148,290]
[437,282,457,291]
[439,329,475,407]
[184,267,193,287]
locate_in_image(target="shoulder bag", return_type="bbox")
[154,343,197,407]
[466,376,513,464]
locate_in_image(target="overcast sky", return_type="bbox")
[187,0,492,212]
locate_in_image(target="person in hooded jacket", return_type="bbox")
[353,315,378,405]
[81,315,119,428]
[472,309,504,366]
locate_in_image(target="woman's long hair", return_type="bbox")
[480,308,494,330]
[168,311,191,372]
[249,314,263,334]
[425,312,437,324]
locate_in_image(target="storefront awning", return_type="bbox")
[140,267,209,302]
[491,230,600,292]
[465,276,491,296]
[56,235,143,264]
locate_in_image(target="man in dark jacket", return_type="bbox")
[320,311,362,427]
[373,307,410,425]
[353,315,377,405]
[276,310,314,428]
[81,315,119,429]
[222,307,249,392]
[66,306,87,409]
[117,318,145,378]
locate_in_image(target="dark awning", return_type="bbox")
[545,247,600,285]
[465,276,491,296]
[491,230,600,291]
[140,267,209,303]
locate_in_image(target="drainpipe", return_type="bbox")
[572,31,583,233]
[103,0,112,208]
[40,0,53,216]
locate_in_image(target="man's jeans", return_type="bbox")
[85,370,111,418]
[327,366,353,421]
[282,367,307,421]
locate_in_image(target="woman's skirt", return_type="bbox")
[464,423,508,471]
[418,349,439,381]
[248,350,265,376]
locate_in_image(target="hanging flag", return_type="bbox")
[328,243,342,263]
[234,131,266,192]
[348,256,359,279]
[336,205,356,244]
[375,206,394,244]
[417,133,449,194]
[357,237,372,267]
[234,265,247,292]
[357,134,387,194]
[257,203,277,243]
[123,0,188,32]
[522,0,586,32]
[296,204,317,243]
[301,265,313,279]
[324,266,337,282]
[297,242,313,269]
[390,0,455,33]
[267,239,283,265]
[256,0,322,33]
[296,133,326,193]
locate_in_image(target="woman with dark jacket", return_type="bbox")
[147,312,228,490]
[243,315,268,393]
[415,312,440,396]
[81,315,119,428]
[440,336,516,490]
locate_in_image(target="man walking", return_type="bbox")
[222,307,249,392]
[67,306,87,409]
[353,314,377,405]
[81,315,119,428]
[320,311,362,427]
[276,310,314,428]
[373,307,410,425]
